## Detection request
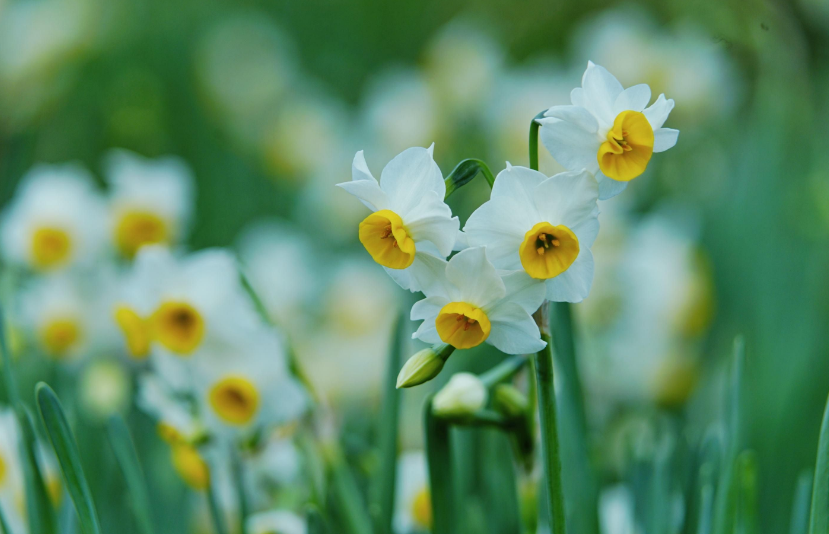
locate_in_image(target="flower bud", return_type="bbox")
[493,384,529,418]
[396,345,454,389]
[432,373,487,418]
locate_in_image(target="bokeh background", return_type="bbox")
[0,0,828,532]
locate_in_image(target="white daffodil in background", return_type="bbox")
[539,61,679,199]
[113,246,260,362]
[193,328,308,440]
[77,358,132,421]
[243,434,302,508]
[464,165,599,303]
[137,373,204,445]
[394,451,431,534]
[103,149,195,258]
[0,409,26,534]
[411,247,547,354]
[336,146,459,292]
[0,163,107,272]
[247,510,307,534]
[432,372,488,418]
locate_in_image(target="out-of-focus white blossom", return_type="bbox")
[394,451,431,534]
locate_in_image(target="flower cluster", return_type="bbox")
[338,61,678,385]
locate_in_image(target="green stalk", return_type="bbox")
[424,395,455,534]
[230,449,249,534]
[714,337,746,534]
[206,477,229,534]
[327,445,373,534]
[698,463,715,534]
[0,306,20,405]
[106,416,154,534]
[480,355,527,388]
[532,304,566,534]
[370,311,406,534]
[444,158,496,199]
[809,392,829,534]
[528,111,546,171]
[792,470,812,534]
[17,405,57,534]
[35,383,101,534]
[736,451,758,534]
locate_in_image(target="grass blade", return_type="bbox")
[736,450,758,534]
[424,394,455,534]
[370,311,406,534]
[0,306,19,405]
[714,337,746,534]
[35,382,101,534]
[792,470,812,534]
[327,445,373,534]
[698,463,715,534]
[230,449,249,534]
[809,392,829,534]
[106,415,154,534]
[16,405,57,534]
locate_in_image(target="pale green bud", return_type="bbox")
[432,372,487,418]
[493,384,529,418]
[396,344,454,388]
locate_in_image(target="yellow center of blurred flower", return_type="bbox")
[46,475,63,506]
[40,318,82,357]
[209,376,260,425]
[114,306,151,359]
[115,210,170,258]
[31,226,72,270]
[435,302,491,349]
[157,423,184,444]
[0,453,6,486]
[411,487,432,529]
[653,355,699,409]
[358,209,416,269]
[171,444,210,490]
[519,222,579,280]
[152,301,204,355]
[597,110,654,182]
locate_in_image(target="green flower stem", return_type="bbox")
[791,470,812,534]
[528,111,546,171]
[17,405,57,534]
[0,306,20,405]
[532,304,566,534]
[230,449,249,534]
[809,391,829,534]
[480,355,528,388]
[206,477,229,534]
[424,395,455,534]
[327,445,373,534]
[444,158,496,199]
[106,416,153,534]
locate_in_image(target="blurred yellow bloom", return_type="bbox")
[39,317,82,358]
[208,376,261,426]
[152,301,205,356]
[171,444,210,491]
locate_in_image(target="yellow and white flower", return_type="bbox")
[539,61,679,199]
[0,163,107,271]
[193,328,308,439]
[464,165,599,303]
[336,146,459,292]
[0,409,26,534]
[411,247,547,354]
[113,245,260,362]
[394,451,431,534]
[247,510,306,534]
[103,149,195,258]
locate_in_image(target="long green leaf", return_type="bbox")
[809,392,829,534]
[35,383,100,534]
[328,445,373,534]
[370,311,406,534]
[792,470,813,534]
[0,502,10,534]
[230,448,249,534]
[0,306,19,405]
[106,415,154,534]
[16,405,57,534]
[736,450,758,534]
[714,337,746,534]
[698,463,715,534]
[424,394,454,534]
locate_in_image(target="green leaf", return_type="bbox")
[106,415,154,534]
[16,405,57,534]
[230,449,249,534]
[698,463,715,534]
[0,502,11,534]
[327,445,373,534]
[424,394,455,534]
[0,306,20,406]
[369,310,406,534]
[736,450,759,534]
[714,337,746,534]
[791,470,812,534]
[35,382,101,534]
[809,392,829,534]
[306,504,328,534]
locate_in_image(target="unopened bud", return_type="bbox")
[397,345,454,388]
[432,373,487,418]
[493,384,529,418]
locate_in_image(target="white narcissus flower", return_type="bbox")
[136,373,203,444]
[0,409,26,534]
[464,165,599,303]
[433,372,488,418]
[539,61,679,199]
[104,149,195,258]
[411,247,547,354]
[0,164,107,272]
[336,146,460,292]
[247,510,307,534]
[394,451,431,534]
[113,246,261,363]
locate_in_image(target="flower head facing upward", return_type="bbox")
[337,145,460,292]
[411,247,547,354]
[464,165,600,303]
[539,61,678,199]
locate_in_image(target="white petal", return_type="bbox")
[581,61,624,125]
[402,191,458,257]
[653,128,679,153]
[385,251,447,293]
[490,165,548,211]
[544,248,594,303]
[533,170,599,232]
[453,231,470,251]
[411,295,450,321]
[643,94,675,130]
[613,84,651,114]
[381,146,445,216]
[499,271,546,315]
[543,105,598,134]
[336,180,388,212]
[412,319,441,345]
[445,247,506,308]
[463,198,528,270]
[570,216,600,250]
[597,174,628,200]
[538,118,600,174]
[570,87,587,108]
[486,302,547,354]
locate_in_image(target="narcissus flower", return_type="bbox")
[0,410,25,534]
[433,372,488,418]
[104,149,195,258]
[337,146,459,292]
[464,165,599,303]
[0,164,107,271]
[247,510,307,534]
[539,61,678,199]
[411,247,547,354]
[113,246,260,361]
[394,451,431,534]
